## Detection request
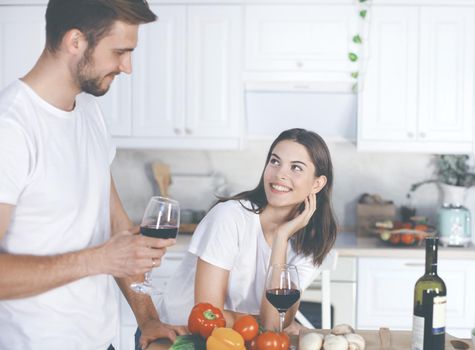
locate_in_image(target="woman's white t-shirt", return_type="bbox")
[156,200,320,325]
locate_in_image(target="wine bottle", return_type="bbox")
[411,237,447,350]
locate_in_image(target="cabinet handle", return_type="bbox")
[174,128,182,135]
[419,132,426,138]
[185,128,193,135]
[407,132,414,138]
[296,61,304,69]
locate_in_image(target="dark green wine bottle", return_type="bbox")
[411,237,447,350]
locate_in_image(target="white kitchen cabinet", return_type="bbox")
[358,5,475,153]
[113,4,243,149]
[357,257,475,338]
[244,4,357,82]
[0,5,132,137]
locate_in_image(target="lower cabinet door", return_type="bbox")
[357,257,475,338]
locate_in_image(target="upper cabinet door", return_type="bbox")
[97,74,132,136]
[0,6,45,89]
[245,5,357,73]
[132,5,186,137]
[186,5,242,138]
[418,7,474,143]
[358,6,419,142]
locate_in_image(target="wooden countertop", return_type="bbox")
[146,330,473,350]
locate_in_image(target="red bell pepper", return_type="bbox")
[188,302,226,339]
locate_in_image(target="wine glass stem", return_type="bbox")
[144,270,152,285]
[279,312,285,332]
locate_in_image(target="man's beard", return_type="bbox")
[76,51,116,97]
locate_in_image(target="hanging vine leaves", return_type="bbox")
[348,0,372,92]
[348,52,359,62]
[353,34,362,44]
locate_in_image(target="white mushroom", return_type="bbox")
[331,323,355,336]
[324,333,336,342]
[323,335,348,350]
[299,332,324,350]
[345,333,366,350]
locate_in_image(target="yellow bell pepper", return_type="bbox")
[206,327,245,350]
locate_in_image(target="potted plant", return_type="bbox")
[403,155,475,219]
[433,155,475,205]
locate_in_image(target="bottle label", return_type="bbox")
[412,315,424,350]
[432,296,446,335]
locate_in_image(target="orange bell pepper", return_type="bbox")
[206,327,245,350]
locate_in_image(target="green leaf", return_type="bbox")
[360,10,367,19]
[359,0,368,2]
[351,71,359,79]
[169,335,206,350]
[348,52,358,62]
[353,34,362,44]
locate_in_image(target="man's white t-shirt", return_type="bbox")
[0,80,118,350]
[156,200,320,325]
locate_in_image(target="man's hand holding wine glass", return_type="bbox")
[90,230,176,278]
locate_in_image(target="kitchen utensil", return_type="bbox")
[152,162,171,197]
[437,204,471,247]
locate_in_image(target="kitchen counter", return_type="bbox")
[335,231,475,259]
[169,231,475,259]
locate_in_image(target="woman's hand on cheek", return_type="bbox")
[277,194,317,240]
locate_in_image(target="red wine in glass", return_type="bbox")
[140,225,178,239]
[265,288,301,313]
[265,264,300,332]
[130,196,180,295]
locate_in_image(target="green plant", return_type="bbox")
[433,155,475,187]
[348,0,372,92]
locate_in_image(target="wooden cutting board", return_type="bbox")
[300,328,473,350]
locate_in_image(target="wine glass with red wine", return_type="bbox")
[130,196,180,295]
[265,264,301,332]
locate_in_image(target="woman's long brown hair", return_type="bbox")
[217,128,337,266]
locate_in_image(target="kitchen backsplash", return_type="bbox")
[111,140,475,235]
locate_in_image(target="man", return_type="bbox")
[0,0,186,349]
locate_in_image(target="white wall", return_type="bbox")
[111,140,451,230]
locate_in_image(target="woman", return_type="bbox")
[155,128,337,332]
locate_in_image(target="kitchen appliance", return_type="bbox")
[437,204,471,247]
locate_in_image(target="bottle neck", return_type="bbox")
[425,237,438,275]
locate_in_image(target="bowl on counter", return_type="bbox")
[371,220,435,247]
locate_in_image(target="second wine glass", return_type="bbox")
[265,264,301,332]
[130,196,180,295]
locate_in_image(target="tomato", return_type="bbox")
[278,332,290,350]
[389,233,401,245]
[233,315,259,341]
[401,233,415,245]
[256,332,280,350]
[247,338,258,350]
[255,331,289,350]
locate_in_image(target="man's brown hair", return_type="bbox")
[45,0,157,52]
